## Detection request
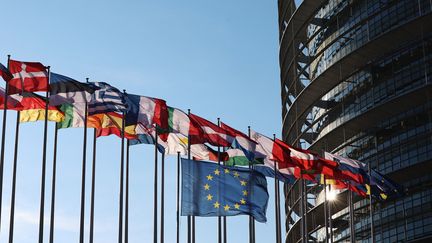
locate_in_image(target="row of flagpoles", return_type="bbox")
[0,55,403,242]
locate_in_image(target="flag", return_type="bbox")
[220,122,257,161]
[125,93,168,134]
[17,92,64,123]
[324,152,368,184]
[7,59,48,94]
[166,106,190,136]
[225,149,261,166]
[249,130,294,168]
[0,87,23,110]
[0,63,12,82]
[57,103,87,129]
[88,82,128,115]
[189,113,234,147]
[181,158,269,222]
[368,170,403,200]
[94,112,136,139]
[49,73,97,106]
[254,159,296,184]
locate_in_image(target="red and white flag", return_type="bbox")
[189,113,235,147]
[8,59,48,94]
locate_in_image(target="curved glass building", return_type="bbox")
[278,0,432,242]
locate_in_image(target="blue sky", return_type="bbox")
[0,0,284,242]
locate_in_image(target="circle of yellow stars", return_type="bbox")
[203,166,248,212]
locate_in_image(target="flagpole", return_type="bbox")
[118,109,125,243]
[89,128,97,243]
[125,139,130,243]
[79,81,89,243]
[38,66,50,243]
[217,118,222,243]
[303,178,308,243]
[348,190,355,242]
[247,126,255,243]
[187,109,191,243]
[272,134,281,243]
[48,125,59,243]
[368,163,375,243]
[0,54,11,233]
[160,151,165,243]
[176,151,180,243]
[323,176,328,243]
[328,185,333,243]
[8,111,20,243]
[153,129,158,243]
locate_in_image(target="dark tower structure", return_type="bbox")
[278,0,432,242]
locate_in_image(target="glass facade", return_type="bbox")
[278,0,432,242]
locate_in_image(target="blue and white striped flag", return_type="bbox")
[88,82,128,115]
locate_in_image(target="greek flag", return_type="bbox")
[88,82,128,115]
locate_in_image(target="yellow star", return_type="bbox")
[214,169,220,175]
[213,201,220,208]
[207,174,213,181]
[224,204,230,211]
[240,198,246,204]
[234,203,240,209]
[204,184,210,190]
[243,190,248,196]
[240,180,247,186]
[206,194,213,201]
[234,172,240,177]
[224,168,230,174]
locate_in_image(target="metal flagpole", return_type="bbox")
[176,151,181,243]
[247,126,255,243]
[125,139,130,243]
[348,190,355,243]
[272,134,280,243]
[160,151,165,243]
[8,111,20,243]
[187,109,191,243]
[49,125,59,243]
[0,54,11,232]
[217,118,222,243]
[79,80,89,243]
[89,128,97,243]
[368,163,375,243]
[153,129,158,243]
[38,65,51,243]
[328,185,333,243]
[118,110,126,243]
[323,176,329,243]
[299,177,305,243]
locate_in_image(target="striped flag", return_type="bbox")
[88,82,127,115]
[189,113,234,147]
[0,63,12,82]
[49,73,97,106]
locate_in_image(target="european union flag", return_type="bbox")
[181,158,269,223]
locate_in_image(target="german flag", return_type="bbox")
[90,112,136,139]
[15,92,64,123]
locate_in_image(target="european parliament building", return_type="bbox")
[278,0,432,242]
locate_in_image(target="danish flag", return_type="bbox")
[7,59,48,94]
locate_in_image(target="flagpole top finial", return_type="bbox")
[188,109,190,114]
[123,89,126,93]
[86,78,89,83]
[7,54,10,58]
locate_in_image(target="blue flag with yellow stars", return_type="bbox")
[181,158,269,223]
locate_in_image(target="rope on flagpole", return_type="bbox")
[49,125,59,243]
[0,54,11,233]
[8,111,20,243]
[38,65,51,243]
[89,128,97,243]
[79,78,89,243]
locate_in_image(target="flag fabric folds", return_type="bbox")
[0,87,23,110]
[7,59,48,94]
[88,82,127,115]
[49,73,97,106]
[220,122,257,162]
[0,63,12,82]
[93,112,136,139]
[125,93,168,134]
[181,158,269,222]
[16,92,64,123]
[189,113,234,147]
[57,103,87,129]
[324,152,368,184]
